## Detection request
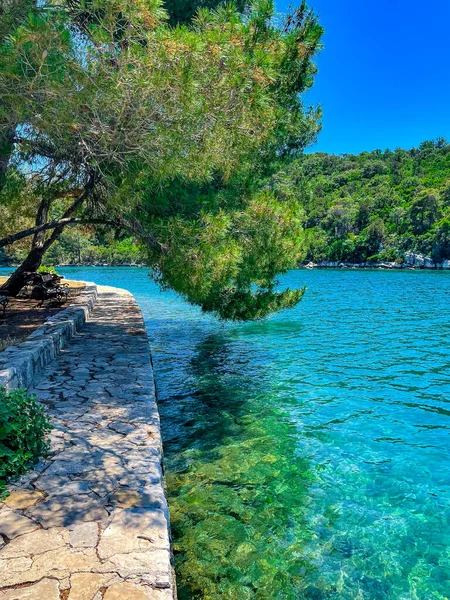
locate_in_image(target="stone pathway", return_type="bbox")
[0,286,175,600]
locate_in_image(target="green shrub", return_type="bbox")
[37,265,58,275]
[368,248,404,263]
[0,387,52,495]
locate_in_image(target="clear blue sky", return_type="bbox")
[277,0,450,155]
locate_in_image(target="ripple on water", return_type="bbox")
[3,267,448,599]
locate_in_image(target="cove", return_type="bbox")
[3,266,449,599]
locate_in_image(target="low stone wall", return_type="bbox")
[0,283,98,389]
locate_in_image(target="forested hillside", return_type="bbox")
[270,138,450,265]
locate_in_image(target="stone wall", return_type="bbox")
[0,283,98,389]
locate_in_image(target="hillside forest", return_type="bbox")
[271,138,450,265]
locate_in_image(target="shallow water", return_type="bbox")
[3,267,450,599]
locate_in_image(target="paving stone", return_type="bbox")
[105,549,172,583]
[108,421,135,435]
[51,446,92,462]
[103,582,166,600]
[31,547,100,579]
[0,528,67,558]
[33,474,84,492]
[68,522,99,548]
[42,460,93,477]
[107,490,166,510]
[4,490,45,510]
[26,495,109,528]
[48,481,92,497]
[0,508,39,540]
[0,578,60,599]
[68,573,118,600]
[1,548,100,588]
[0,556,33,576]
[98,508,170,560]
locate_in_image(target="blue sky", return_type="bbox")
[276,0,450,155]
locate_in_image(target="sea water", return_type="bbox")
[3,267,449,599]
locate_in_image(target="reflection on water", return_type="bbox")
[3,267,450,598]
[163,334,315,599]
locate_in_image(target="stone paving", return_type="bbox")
[0,286,175,600]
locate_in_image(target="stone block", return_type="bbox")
[0,508,39,540]
[0,578,60,599]
[4,490,45,510]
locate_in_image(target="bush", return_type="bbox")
[0,387,52,495]
[368,248,404,263]
[37,265,58,275]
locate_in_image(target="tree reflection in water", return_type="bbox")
[160,333,316,600]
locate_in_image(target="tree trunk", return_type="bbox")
[1,197,53,296]
[0,244,50,297]
[1,179,95,296]
[0,129,14,192]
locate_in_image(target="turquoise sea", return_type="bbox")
[2,267,450,599]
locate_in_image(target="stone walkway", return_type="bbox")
[0,286,175,600]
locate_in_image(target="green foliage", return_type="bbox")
[37,265,58,275]
[42,232,145,266]
[0,387,52,496]
[145,189,307,319]
[269,139,450,264]
[2,0,323,318]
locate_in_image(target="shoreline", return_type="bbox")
[300,253,450,271]
[299,263,450,270]
[3,252,450,273]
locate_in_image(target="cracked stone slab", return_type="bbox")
[26,494,109,528]
[3,490,45,510]
[68,572,119,600]
[103,582,171,599]
[0,578,60,599]
[104,549,172,586]
[0,528,67,559]
[0,508,40,540]
[98,508,170,560]
[0,286,175,598]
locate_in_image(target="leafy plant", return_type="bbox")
[37,265,58,275]
[0,387,52,496]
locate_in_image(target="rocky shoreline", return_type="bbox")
[302,252,450,270]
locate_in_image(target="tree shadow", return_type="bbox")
[157,332,320,599]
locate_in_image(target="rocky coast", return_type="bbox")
[303,252,450,270]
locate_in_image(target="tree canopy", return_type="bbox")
[0,0,323,318]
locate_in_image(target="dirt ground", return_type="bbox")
[0,277,85,351]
